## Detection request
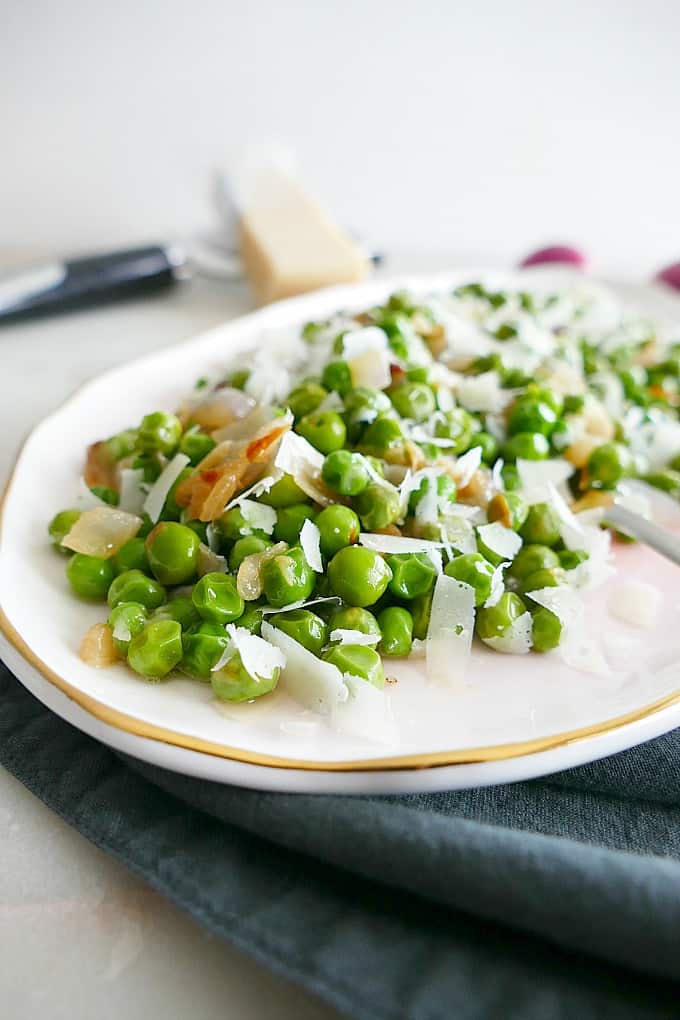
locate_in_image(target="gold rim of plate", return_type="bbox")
[2,335,680,773]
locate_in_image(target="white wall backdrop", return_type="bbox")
[2,0,679,274]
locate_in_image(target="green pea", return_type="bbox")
[327,546,392,607]
[297,410,347,455]
[486,492,528,532]
[390,382,436,422]
[518,567,566,594]
[151,596,200,630]
[670,453,680,473]
[354,481,401,531]
[258,474,307,508]
[192,572,244,624]
[262,546,316,608]
[127,619,183,679]
[90,486,119,506]
[408,473,457,515]
[319,359,352,397]
[48,509,81,552]
[558,548,589,571]
[273,504,317,545]
[104,428,138,462]
[508,396,557,437]
[108,601,147,655]
[377,606,413,657]
[183,519,209,545]
[314,505,360,559]
[444,553,495,607]
[132,452,164,483]
[411,590,433,640]
[137,411,182,456]
[359,416,406,460]
[531,607,563,653]
[287,382,328,420]
[112,537,150,575]
[504,432,550,461]
[527,385,563,416]
[66,554,116,601]
[433,408,476,454]
[501,463,521,491]
[322,645,385,689]
[343,386,392,426]
[476,431,500,464]
[229,536,273,572]
[302,320,328,342]
[494,322,518,341]
[321,450,370,496]
[386,553,437,600]
[159,467,193,522]
[211,650,280,702]
[181,621,229,680]
[641,470,680,497]
[508,544,560,581]
[217,506,268,543]
[563,394,585,415]
[476,592,527,640]
[179,430,216,466]
[226,369,250,390]
[328,606,382,639]
[587,442,633,490]
[269,609,328,655]
[239,605,264,635]
[107,569,167,612]
[519,502,561,546]
[145,522,200,585]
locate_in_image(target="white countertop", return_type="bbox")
[0,276,342,1020]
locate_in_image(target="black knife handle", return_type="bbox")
[0,245,184,323]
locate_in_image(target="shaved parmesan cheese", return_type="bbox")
[608,580,662,629]
[484,563,508,608]
[316,390,344,412]
[491,458,505,491]
[329,629,380,646]
[112,618,132,644]
[299,518,323,572]
[198,543,228,577]
[274,430,336,506]
[118,468,146,515]
[436,387,455,412]
[547,483,584,549]
[143,453,190,523]
[410,638,426,658]
[260,595,341,615]
[261,621,348,714]
[408,428,457,449]
[341,326,389,360]
[426,575,475,685]
[477,522,522,561]
[517,457,573,505]
[348,348,391,390]
[214,624,285,679]
[617,479,680,529]
[456,371,511,413]
[359,533,444,554]
[415,469,440,524]
[527,585,610,676]
[224,473,280,510]
[441,515,477,555]
[239,499,277,535]
[483,612,533,654]
[206,522,221,553]
[330,673,397,745]
[61,506,142,558]
[454,446,482,489]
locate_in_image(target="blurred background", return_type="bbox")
[3,0,680,275]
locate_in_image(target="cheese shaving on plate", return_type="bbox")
[482,612,533,654]
[261,621,348,714]
[426,575,476,686]
[238,499,277,535]
[329,629,380,646]
[212,624,286,677]
[118,468,146,515]
[299,518,323,572]
[143,453,190,523]
[477,522,522,561]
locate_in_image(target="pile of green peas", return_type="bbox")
[49,282,680,697]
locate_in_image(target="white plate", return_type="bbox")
[2,268,680,794]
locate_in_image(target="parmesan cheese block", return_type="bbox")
[238,168,369,304]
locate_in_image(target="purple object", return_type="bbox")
[520,245,587,269]
[655,263,680,292]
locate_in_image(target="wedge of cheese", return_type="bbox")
[238,166,369,305]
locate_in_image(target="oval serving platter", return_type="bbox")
[2,268,680,794]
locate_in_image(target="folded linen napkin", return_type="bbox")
[1,659,679,1020]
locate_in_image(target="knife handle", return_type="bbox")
[0,245,185,323]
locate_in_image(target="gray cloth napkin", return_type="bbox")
[2,659,680,1020]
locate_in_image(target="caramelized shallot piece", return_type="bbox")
[183,387,256,431]
[84,441,118,490]
[61,506,142,558]
[80,623,118,667]
[236,541,288,601]
[175,416,293,521]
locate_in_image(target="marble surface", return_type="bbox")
[0,276,343,1020]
